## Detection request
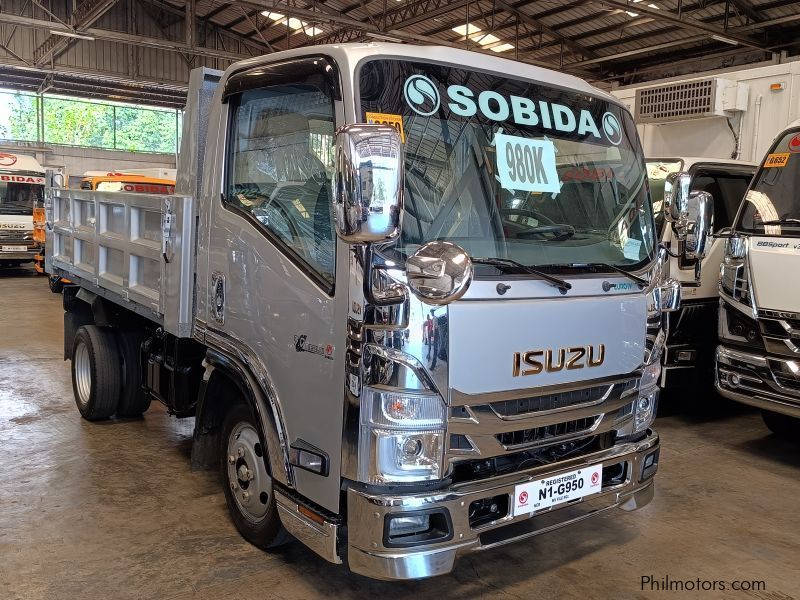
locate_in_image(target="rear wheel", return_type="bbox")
[762,410,800,439]
[220,403,289,549]
[115,330,151,417]
[71,326,121,421]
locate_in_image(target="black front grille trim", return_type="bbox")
[496,416,600,449]
[489,380,635,418]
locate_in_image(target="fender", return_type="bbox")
[195,341,294,488]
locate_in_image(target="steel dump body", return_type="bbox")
[46,45,665,580]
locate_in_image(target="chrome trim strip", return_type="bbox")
[275,490,342,565]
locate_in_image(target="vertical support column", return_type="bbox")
[186,0,196,50]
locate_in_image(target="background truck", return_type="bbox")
[714,120,800,438]
[647,157,756,393]
[46,44,704,579]
[0,151,45,269]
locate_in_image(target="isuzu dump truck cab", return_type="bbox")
[0,152,45,268]
[47,44,706,579]
[647,158,756,391]
[715,121,800,437]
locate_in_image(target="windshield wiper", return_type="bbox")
[759,218,800,226]
[552,262,648,288]
[473,257,572,294]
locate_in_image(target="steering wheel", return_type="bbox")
[500,208,575,240]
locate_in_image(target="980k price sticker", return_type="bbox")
[514,464,603,516]
[494,132,560,194]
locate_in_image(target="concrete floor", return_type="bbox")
[0,271,798,600]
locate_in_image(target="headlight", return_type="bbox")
[358,386,446,484]
[633,389,658,433]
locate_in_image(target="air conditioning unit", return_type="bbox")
[635,77,749,124]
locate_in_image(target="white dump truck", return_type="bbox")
[46,44,705,579]
[714,120,800,437]
[0,151,45,268]
[647,157,756,391]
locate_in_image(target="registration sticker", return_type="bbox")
[494,131,560,194]
[365,112,405,143]
[764,152,790,168]
[513,464,603,516]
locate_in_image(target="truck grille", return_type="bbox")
[447,374,639,463]
[495,416,600,450]
[489,380,636,417]
[0,230,33,246]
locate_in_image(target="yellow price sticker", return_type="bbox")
[764,152,790,168]
[365,112,405,143]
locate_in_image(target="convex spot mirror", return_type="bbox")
[406,241,473,305]
[663,171,691,230]
[334,123,404,244]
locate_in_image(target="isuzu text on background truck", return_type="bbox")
[46,44,705,579]
[714,119,800,437]
[0,151,45,268]
[647,157,756,392]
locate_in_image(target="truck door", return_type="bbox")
[204,58,346,513]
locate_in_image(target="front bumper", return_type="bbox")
[346,431,659,580]
[0,249,36,262]
[716,346,800,418]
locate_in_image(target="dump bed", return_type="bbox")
[46,188,197,337]
[44,67,221,338]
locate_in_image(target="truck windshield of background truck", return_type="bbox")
[0,173,44,216]
[359,60,656,271]
[735,128,800,237]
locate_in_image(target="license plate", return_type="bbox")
[1,245,27,252]
[513,464,603,516]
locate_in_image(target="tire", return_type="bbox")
[762,410,800,439]
[48,275,64,294]
[115,330,151,417]
[220,403,290,549]
[71,326,122,421]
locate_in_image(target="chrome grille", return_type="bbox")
[495,416,600,450]
[447,374,639,462]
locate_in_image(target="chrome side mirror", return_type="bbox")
[334,124,403,244]
[658,278,681,313]
[685,191,713,262]
[406,241,473,305]
[663,171,691,234]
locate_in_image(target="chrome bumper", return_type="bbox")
[0,249,36,261]
[716,346,800,418]
[346,431,659,580]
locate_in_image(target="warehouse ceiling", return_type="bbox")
[0,0,799,108]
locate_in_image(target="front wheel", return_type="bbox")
[762,410,800,439]
[220,403,290,549]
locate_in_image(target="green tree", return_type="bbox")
[43,97,115,148]
[115,107,177,153]
[2,93,39,142]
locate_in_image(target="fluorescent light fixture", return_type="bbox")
[49,29,95,41]
[491,43,515,53]
[261,11,322,36]
[711,34,739,45]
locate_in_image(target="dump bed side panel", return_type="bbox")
[45,188,197,337]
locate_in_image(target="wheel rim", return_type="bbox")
[226,421,272,523]
[74,341,92,408]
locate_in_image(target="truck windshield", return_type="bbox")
[359,60,655,271]
[0,179,43,216]
[735,128,800,237]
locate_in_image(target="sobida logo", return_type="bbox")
[403,74,623,146]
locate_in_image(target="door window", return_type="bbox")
[691,171,754,232]
[225,84,336,286]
